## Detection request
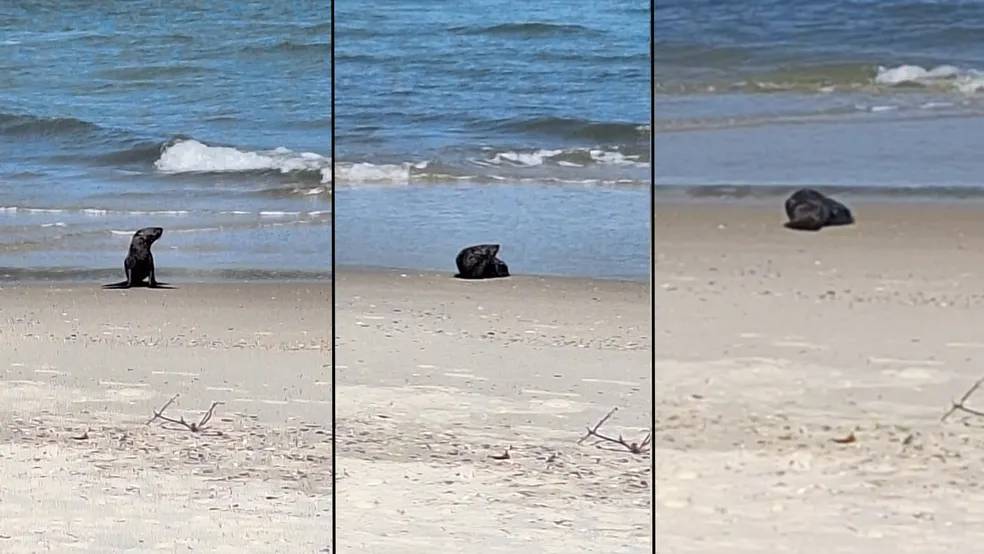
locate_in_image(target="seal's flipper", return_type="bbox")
[102,281,131,289]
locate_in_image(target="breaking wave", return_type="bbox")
[154,139,331,184]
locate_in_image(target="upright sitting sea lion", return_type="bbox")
[784,189,854,231]
[455,244,510,279]
[103,227,167,289]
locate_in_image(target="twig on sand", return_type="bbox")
[942,377,984,422]
[578,407,652,455]
[147,394,224,433]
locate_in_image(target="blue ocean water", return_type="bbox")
[656,0,984,193]
[0,2,330,280]
[334,0,651,280]
[2,1,651,281]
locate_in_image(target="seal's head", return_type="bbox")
[133,227,163,244]
[129,227,164,253]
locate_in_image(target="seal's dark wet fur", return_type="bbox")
[103,227,171,289]
[455,244,510,279]
[784,189,854,231]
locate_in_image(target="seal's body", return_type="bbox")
[103,227,164,288]
[784,189,854,231]
[455,244,510,279]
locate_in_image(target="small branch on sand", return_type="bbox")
[578,407,652,455]
[147,394,224,433]
[942,377,984,422]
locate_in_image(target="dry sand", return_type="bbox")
[655,198,984,553]
[0,283,331,552]
[334,270,653,553]
[0,272,652,553]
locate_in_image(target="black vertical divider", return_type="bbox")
[650,0,656,549]
[329,0,337,549]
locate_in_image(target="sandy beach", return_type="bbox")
[0,282,331,552]
[654,198,984,552]
[0,271,653,552]
[334,270,653,552]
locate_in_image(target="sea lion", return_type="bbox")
[784,189,854,231]
[103,227,167,289]
[455,244,510,279]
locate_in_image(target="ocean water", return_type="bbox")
[0,2,330,281]
[334,0,651,280]
[2,2,650,282]
[656,0,984,193]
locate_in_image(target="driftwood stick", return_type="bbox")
[199,401,222,429]
[147,394,180,425]
[942,377,984,422]
[147,394,224,433]
[578,407,652,454]
[578,407,618,445]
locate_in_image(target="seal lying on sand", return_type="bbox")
[455,244,510,279]
[784,189,854,231]
[103,227,167,289]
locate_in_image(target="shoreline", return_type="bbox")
[335,264,652,284]
[0,266,650,285]
[655,183,984,201]
[0,267,333,284]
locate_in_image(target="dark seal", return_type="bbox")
[455,244,510,279]
[103,227,168,289]
[784,189,854,231]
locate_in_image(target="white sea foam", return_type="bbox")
[490,149,563,166]
[875,64,984,93]
[259,211,301,217]
[156,210,189,215]
[333,162,412,185]
[171,227,220,233]
[1,207,194,218]
[588,149,642,165]
[155,139,331,183]
[483,147,646,168]
[324,150,647,187]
